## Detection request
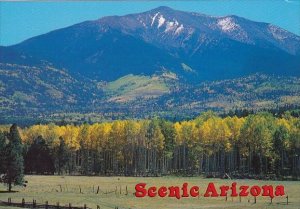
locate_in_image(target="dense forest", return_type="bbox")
[0,111,299,180]
[2,69,300,126]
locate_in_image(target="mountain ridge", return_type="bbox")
[5,6,300,82]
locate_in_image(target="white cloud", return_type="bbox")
[284,0,300,4]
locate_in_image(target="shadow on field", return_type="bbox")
[276,202,292,205]
[0,191,18,193]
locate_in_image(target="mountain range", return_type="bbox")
[1,6,300,124]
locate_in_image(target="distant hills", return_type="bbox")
[1,7,300,124]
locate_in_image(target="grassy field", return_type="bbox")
[0,176,299,209]
[103,74,169,102]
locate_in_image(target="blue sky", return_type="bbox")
[1,0,300,46]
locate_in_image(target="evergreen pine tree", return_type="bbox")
[1,124,24,192]
[56,137,69,175]
[0,131,6,174]
[25,136,55,174]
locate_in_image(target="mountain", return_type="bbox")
[0,63,102,116]
[8,6,300,81]
[1,6,300,124]
[0,46,42,66]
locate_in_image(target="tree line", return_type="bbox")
[0,111,299,189]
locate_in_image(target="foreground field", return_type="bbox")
[0,176,299,209]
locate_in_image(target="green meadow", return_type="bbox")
[0,176,299,209]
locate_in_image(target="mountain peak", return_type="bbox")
[151,6,174,12]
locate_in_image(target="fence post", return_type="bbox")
[69,203,72,209]
[33,199,36,208]
[22,198,25,207]
[125,186,128,195]
[97,205,100,209]
[56,202,60,209]
[84,204,87,209]
[45,201,49,209]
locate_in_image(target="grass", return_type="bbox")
[0,176,299,209]
[104,74,169,102]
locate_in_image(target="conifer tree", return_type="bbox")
[56,137,69,175]
[25,135,54,174]
[1,124,24,192]
[0,131,6,174]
